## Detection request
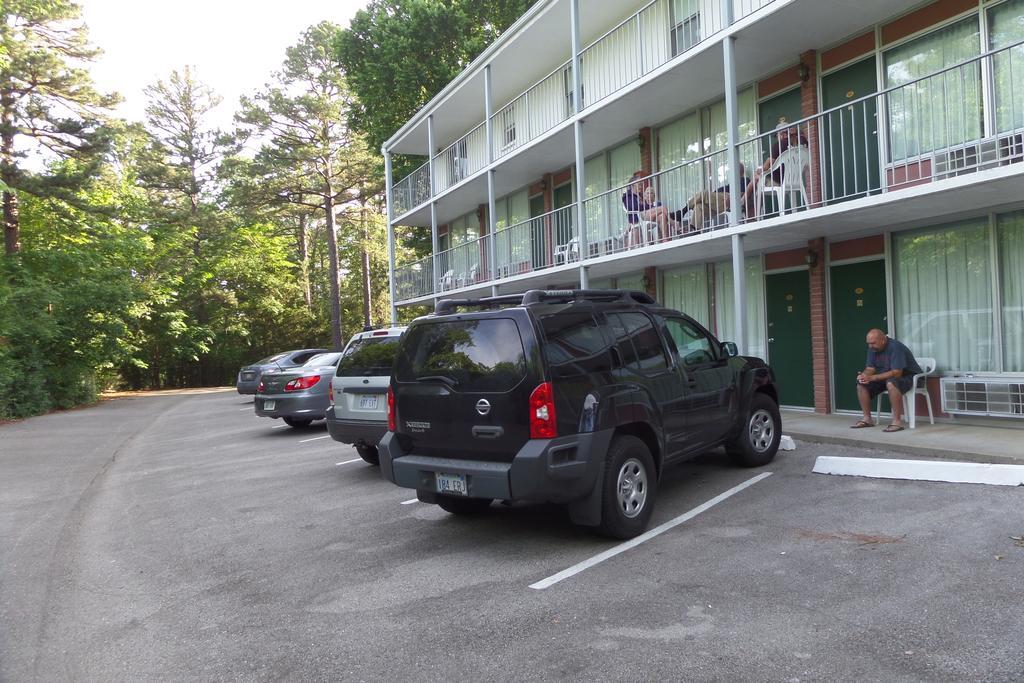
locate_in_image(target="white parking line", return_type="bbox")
[271,425,288,430]
[529,472,772,590]
[335,458,361,466]
[400,498,419,505]
[238,407,253,411]
[299,435,331,443]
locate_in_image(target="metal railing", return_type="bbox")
[394,255,434,301]
[435,233,492,293]
[733,40,1024,222]
[392,160,431,217]
[491,61,574,161]
[493,205,578,276]
[433,122,488,194]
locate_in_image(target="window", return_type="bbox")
[989,0,1024,136]
[494,190,530,272]
[336,338,401,377]
[584,138,642,241]
[664,318,718,367]
[893,219,994,372]
[998,210,1024,371]
[884,17,982,161]
[670,0,701,56]
[714,257,766,360]
[605,311,669,373]
[504,118,517,149]
[662,264,711,327]
[539,311,610,376]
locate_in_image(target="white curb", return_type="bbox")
[812,456,1024,487]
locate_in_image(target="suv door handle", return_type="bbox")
[472,426,504,439]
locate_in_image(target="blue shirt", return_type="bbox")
[867,337,922,376]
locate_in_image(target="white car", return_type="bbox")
[325,326,406,464]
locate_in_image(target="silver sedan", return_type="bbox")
[254,352,342,428]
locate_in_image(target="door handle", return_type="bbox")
[472,426,504,439]
[768,337,776,343]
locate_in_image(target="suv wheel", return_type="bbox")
[355,444,379,466]
[727,393,782,467]
[436,496,493,516]
[283,417,312,429]
[597,435,657,539]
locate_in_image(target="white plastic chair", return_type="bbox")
[757,145,810,217]
[553,236,579,265]
[621,203,658,247]
[875,357,937,429]
[438,269,455,291]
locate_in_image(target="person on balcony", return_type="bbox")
[743,117,809,218]
[679,162,750,231]
[851,328,923,432]
[623,171,679,241]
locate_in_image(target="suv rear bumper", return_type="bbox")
[379,429,613,503]
[325,410,387,446]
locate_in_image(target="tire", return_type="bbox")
[596,435,657,539]
[283,417,313,429]
[356,444,379,466]
[726,392,782,467]
[436,496,493,515]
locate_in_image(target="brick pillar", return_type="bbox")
[807,237,831,413]
[799,50,822,209]
[639,127,653,176]
[644,266,658,298]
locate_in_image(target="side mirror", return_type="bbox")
[721,341,739,357]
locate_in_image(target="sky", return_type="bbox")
[78,0,371,132]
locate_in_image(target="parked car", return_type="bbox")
[326,326,407,464]
[254,352,342,428]
[236,348,328,395]
[379,289,781,539]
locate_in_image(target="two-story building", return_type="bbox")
[381,0,1024,424]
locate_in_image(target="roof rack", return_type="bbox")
[433,289,655,316]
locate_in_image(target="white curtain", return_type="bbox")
[989,0,1024,135]
[584,155,609,242]
[999,210,1024,371]
[661,264,710,327]
[616,273,645,292]
[893,219,994,372]
[884,17,982,160]
[714,257,766,358]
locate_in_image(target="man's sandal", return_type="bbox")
[850,420,874,429]
[883,423,905,432]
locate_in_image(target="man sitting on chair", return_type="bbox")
[678,163,750,231]
[852,328,923,432]
[742,117,809,217]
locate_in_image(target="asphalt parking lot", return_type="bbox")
[2,389,1023,681]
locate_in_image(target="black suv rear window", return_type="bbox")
[336,337,401,377]
[395,319,527,391]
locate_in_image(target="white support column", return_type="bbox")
[427,114,440,294]
[723,35,741,228]
[731,233,747,354]
[485,64,499,298]
[570,0,587,288]
[383,147,398,325]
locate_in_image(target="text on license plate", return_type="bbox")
[359,395,379,409]
[263,400,275,411]
[436,472,467,496]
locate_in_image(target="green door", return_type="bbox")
[766,270,814,408]
[821,57,880,203]
[758,87,802,139]
[830,259,887,411]
[529,194,546,269]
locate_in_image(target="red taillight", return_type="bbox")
[529,382,557,439]
[284,375,321,392]
[387,386,396,432]
[328,384,334,403]
[257,380,264,393]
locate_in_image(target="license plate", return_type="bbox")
[263,400,275,411]
[359,395,379,410]
[436,472,467,496]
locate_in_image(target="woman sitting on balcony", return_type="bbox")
[622,171,679,242]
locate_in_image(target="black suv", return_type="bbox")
[379,290,781,539]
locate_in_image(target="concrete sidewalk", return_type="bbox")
[781,410,1024,465]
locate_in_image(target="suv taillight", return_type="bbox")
[284,375,320,391]
[387,386,396,432]
[328,383,334,403]
[529,382,557,439]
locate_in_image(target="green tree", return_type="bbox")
[334,0,535,181]
[0,0,118,256]
[235,21,376,350]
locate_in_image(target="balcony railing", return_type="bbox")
[436,233,492,293]
[494,205,578,276]
[394,254,434,301]
[392,160,431,217]
[433,122,488,194]
[492,61,573,161]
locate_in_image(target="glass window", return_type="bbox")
[606,311,668,373]
[662,264,710,327]
[664,317,718,366]
[302,352,342,367]
[998,210,1024,371]
[671,0,702,56]
[989,0,1024,135]
[894,219,994,372]
[616,273,644,292]
[539,311,611,377]
[884,17,982,161]
[394,319,527,392]
[336,338,401,377]
[714,257,766,359]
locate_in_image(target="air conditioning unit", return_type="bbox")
[998,132,1024,164]
[941,377,1024,418]
[933,133,1024,178]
